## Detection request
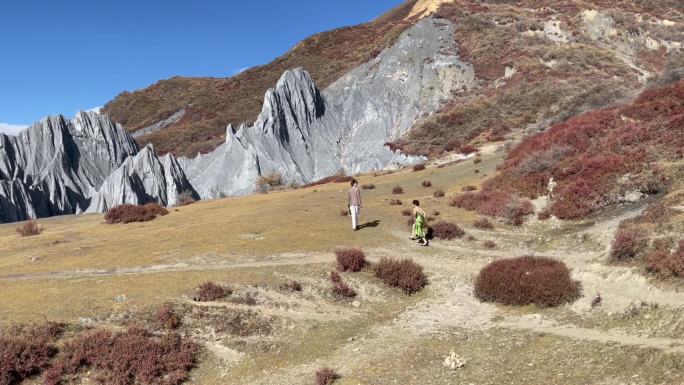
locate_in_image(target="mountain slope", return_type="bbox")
[102,1,419,156]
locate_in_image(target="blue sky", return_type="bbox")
[0,0,402,132]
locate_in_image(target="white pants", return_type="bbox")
[350,205,360,229]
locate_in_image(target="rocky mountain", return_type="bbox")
[180,17,474,198]
[0,112,197,223]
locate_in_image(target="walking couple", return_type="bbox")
[347,179,429,246]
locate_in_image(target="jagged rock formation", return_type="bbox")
[0,112,197,223]
[87,145,197,212]
[180,18,475,198]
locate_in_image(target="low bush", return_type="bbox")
[474,256,581,307]
[16,219,42,237]
[430,221,465,240]
[315,367,339,385]
[193,282,231,302]
[230,293,257,306]
[336,248,367,272]
[401,209,412,216]
[389,199,402,206]
[473,217,494,230]
[43,327,198,385]
[332,281,357,298]
[459,145,479,155]
[484,240,496,249]
[433,189,445,197]
[413,164,426,171]
[646,240,684,277]
[279,281,303,292]
[0,323,62,385]
[610,229,644,261]
[105,203,168,224]
[421,180,432,187]
[303,174,352,188]
[461,185,477,192]
[473,157,482,164]
[361,184,375,190]
[155,303,180,330]
[392,186,404,194]
[255,172,283,193]
[175,191,196,206]
[330,270,341,283]
[538,209,552,220]
[340,209,349,216]
[375,258,427,294]
[451,190,533,225]
[432,210,441,216]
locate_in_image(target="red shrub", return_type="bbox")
[538,209,552,220]
[413,164,426,171]
[315,367,339,385]
[389,199,402,205]
[459,145,479,155]
[421,180,432,187]
[392,186,404,194]
[451,190,533,224]
[156,304,180,330]
[375,258,427,294]
[335,248,367,272]
[433,189,445,197]
[484,240,496,249]
[0,324,62,385]
[646,240,684,277]
[430,221,465,240]
[330,270,341,283]
[473,157,482,164]
[105,203,168,224]
[474,256,581,307]
[361,184,375,190]
[303,175,353,188]
[401,209,412,216]
[340,209,349,216]
[193,282,231,302]
[332,281,357,298]
[473,217,494,230]
[16,220,42,237]
[610,229,644,261]
[44,327,198,385]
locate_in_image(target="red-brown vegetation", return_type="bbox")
[43,327,198,385]
[392,186,404,194]
[421,180,432,187]
[401,209,412,216]
[332,281,357,298]
[193,282,231,302]
[413,163,426,171]
[16,220,42,237]
[433,189,445,197]
[155,304,181,330]
[474,256,581,307]
[105,203,169,224]
[375,258,427,294]
[304,175,353,188]
[473,217,494,230]
[389,199,402,205]
[315,367,339,385]
[361,184,375,190]
[451,190,533,225]
[646,240,684,278]
[0,323,63,385]
[335,248,367,272]
[610,229,644,261]
[430,221,465,240]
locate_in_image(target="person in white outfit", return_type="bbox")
[348,179,362,231]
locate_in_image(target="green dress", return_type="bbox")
[412,212,426,239]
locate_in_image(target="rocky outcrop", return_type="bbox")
[86,145,198,212]
[180,17,475,198]
[0,111,197,223]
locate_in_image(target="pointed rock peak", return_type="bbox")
[226,123,236,139]
[276,67,316,90]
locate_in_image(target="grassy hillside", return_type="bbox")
[102,1,418,156]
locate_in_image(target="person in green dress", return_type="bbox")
[410,199,429,246]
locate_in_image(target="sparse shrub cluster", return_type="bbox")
[361,184,375,190]
[279,281,303,292]
[193,282,231,302]
[105,203,169,224]
[16,219,42,237]
[375,258,427,294]
[335,248,367,272]
[451,190,533,225]
[433,189,445,197]
[430,221,465,240]
[329,270,356,299]
[474,256,581,307]
[389,199,402,206]
[421,180,432,187]
[43,326,198,385]
[392,186,404,194]
[156,303,181,330]
[255,172,283,193]
[413,163,426,171]
[315,367,339,385]
[0,323,63,385]
[610,229,644,261]
[473,217,494,230]
[646,240,684,278]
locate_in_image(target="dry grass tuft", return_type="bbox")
[16,220,42,237]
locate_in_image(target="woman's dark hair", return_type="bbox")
[412,199,420,206]
[351,179,358,186]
